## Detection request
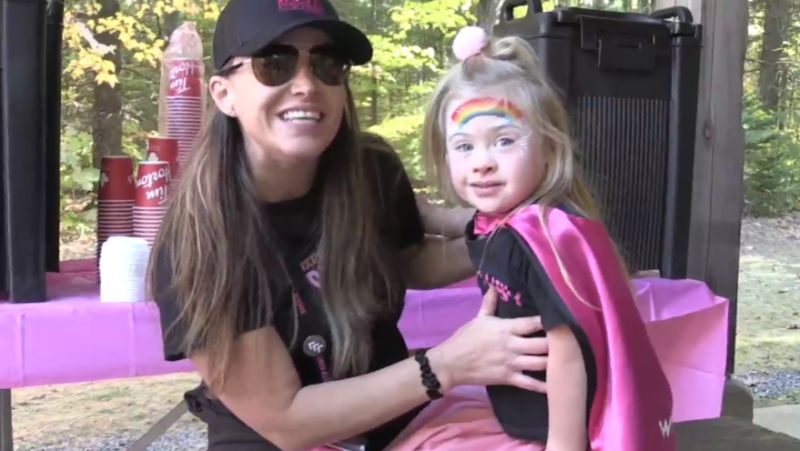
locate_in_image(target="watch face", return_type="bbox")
[303,334,327,357]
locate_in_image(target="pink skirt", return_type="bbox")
[386,385,544,451]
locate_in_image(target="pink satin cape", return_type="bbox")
[474,205,676,451]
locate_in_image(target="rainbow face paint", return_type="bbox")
[445,97,532,156]
[443,96,545,215]
[449,97,524,129]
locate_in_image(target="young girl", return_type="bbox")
[389,27,675,451]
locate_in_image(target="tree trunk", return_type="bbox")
[757,0,791,112]
[369,0,378,126]
[163,11,181,40]
[91,0,123,168]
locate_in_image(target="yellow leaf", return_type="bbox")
[101,59,116,72]
[95,71,119,87]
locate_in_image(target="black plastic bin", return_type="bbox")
[1,0,49,302]
[494,1,702,279]
[44,0,64,275]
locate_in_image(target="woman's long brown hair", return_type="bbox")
[147,86,399,393]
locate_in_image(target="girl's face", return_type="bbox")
[444,96,545,215]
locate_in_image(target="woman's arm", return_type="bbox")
[194,292,548,451]
[400,197,475,289]
[193,327,443,451]
[543,325,588,451]
[416,194,474,239]
[376,152,475,289]
[400,236,475,290]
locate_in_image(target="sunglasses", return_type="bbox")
[226,44,351,87]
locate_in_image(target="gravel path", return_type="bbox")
[740,370,800,401]
[17,423,207,451]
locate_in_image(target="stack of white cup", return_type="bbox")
[99,236,151,303]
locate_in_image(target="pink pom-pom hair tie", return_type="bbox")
[452,26,488,61]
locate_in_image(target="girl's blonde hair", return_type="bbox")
[422,32,631,297]
[423,34,598,218]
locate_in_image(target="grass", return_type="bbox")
[11,374,203,450]
[735,216,800,406]
[8,216,800,448]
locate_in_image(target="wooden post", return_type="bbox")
[657,0,748,375]
[688,0,748,375]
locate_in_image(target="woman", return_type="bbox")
[149,1,549,450]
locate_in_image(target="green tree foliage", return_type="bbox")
[58,0,797,250]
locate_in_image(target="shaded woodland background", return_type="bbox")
[59,0,794,248]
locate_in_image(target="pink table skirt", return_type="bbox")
[0,259,193,388]
[0,261,729,422]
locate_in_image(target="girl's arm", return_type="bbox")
[544,325,589,451]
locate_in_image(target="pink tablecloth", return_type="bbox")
[0,261,729,421]
[0,259,193,388]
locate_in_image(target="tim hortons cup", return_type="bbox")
[165,119,202,126]
[146,137,179,179]
[98,156,135,201]
[135,161,171,208]
[100,155,133,175]
[165,107,203,115]
[165,95,203,102]
[133,209,167,223]
[165,97,204,107]
[97,209,134,219]
[167,59,204,98]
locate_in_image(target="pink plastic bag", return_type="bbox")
[632,277,730,421]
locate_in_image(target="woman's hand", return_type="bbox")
[429,286,549,393]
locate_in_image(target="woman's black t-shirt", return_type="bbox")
[153,147,426,451]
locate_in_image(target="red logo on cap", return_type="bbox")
[277,0,324,15]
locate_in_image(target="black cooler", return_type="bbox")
[494,1,702,279]
[0,0,62,302]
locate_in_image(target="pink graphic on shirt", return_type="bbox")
[306,270,321,288]
[277,0,324,15]
[477,271,522,306]
[292,290,307,314]
[301,252,321,288]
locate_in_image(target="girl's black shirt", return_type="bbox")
[464,205,598,442]
[153,147,426,451]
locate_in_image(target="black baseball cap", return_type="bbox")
[213,0,373,71]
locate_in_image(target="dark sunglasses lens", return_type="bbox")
[310,49,350,86]
[253,49,299,86]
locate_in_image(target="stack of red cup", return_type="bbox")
[164,58,204,178]
[134,161,171,246]
[97,156,135,279]
[146,136,180,187]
